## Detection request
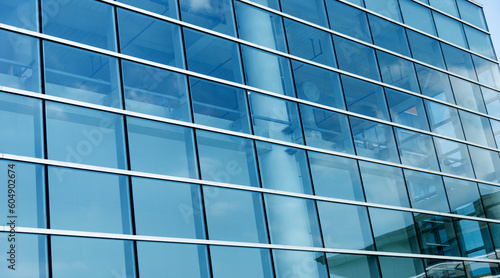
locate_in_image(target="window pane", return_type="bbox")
[425,259,467,278]
[459,110,496,148]
[326,0,371,43]
[279,0,328,27]
[450,76,486,113]
[179,0,236,36]
[414,214,460,256]
[464,25,496,60]
[378,256,425,278]
[0,233,48,278]
[429,0,459,17]
[444,177,484,217]
[482,86,500,118]
[415,65,455,103]
[465,261,500,278]
[442,44,477,81]
[455,219,495,258]
[469,146,500,183]
[326,253,380,278]
[368,14,410,56]
[334,36,380,81]
[456,0,488,30]
[342,75,389,120]
[364,0,402,22]
[472,55,500,89]
[424,100,464,139]
[0,0,38,31]
[210,246,273,278]
[433,137,475,179]
[376,51,419,93]
[436,12,468,47]
[386,88,429,130]
[272,250,328,278]
[394,128,440,171]
[118,0,178,18]
[127,117,198,178]
[407,30,445,69]
[478,183,500,220]
[405,170,449,212]
[44,42,122,108]
[350,117,400,163]
[399,0,436,35]
[132,177,205,239]
[369,208,420,253]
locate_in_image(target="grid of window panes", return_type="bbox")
[0,0,500,277]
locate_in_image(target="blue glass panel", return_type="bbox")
[234,2,287,52]
[455,219,495,258]
[49,167,131,234]
[464,25,496,60]
[433,137,475,178]
[450,76,486,113]
[0,0,38,31]
[350,117,400,163]
[407,30,445,69]
[279,0,328,27]
[325,0,371,43]
[179,0,236,36]
[441,43,477,81]
[256,141,312,194]
[429,0,459,17]
[478,183,500,220]
[249,92,303,144]
[272,250,328,278]
[379,256,425,278]
[414,214,460,256]
[44,42,122,108]
[308,151,365,201]
[369,208,420,253]
[492,119,500,148]
[210,246,273,278]
[127,117,198,178]
[318,202,374,250]
[404,169,450,212]
[376,51,420,92]
[265,194,322,247]
[284,19,336,67]
[341,75,389,120]
[51,236,136,278]
[444,177,484,217]
[0,233,48,278]
[204,187,268,243]
[241,46,295,96]
[465,261,500,278]
[425,259,466,277]
[197,130,259,187]
[119,0,178,18]
[250,0,280,9]
[184,28,243,83]
[333,36,380,81]
[344,0,365,6]
[459,110,496,148]
[0,30,40,92]
[469,146,500,183]
[415,65,455,103]
[46,102,127,169]
[386,88,430,130]
[364,0,402,21]
[472,55,500,89]
[368,14,410,56]
[137,242,210,278]
[481,86,500,118]
[190,77,250,133]
[394,128,440,171]
[0,93,43,157]
[117,8,184,67]
[456,0,488,30]
[399,0,436,35]
[292,61,344,109]
[424,100,464,139]
[359,161,410,207]
[326,253,380,278]
[121,60,191,121]
[132,177,205,238]
[300,104,354,154]
[42,0,116,50]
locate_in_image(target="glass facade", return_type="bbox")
[0,0,499,277]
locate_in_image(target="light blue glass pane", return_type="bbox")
[309,151,365,201]
[386,88,430,130]
[342,75,389,120]
[118,0,178,18]
[51,236,136,278]
[424,100,464,139]
[256,141,312,194]
[118,8,184,68]
[241,46,294,97]
[279,0,328,27]
[0,233,48,278]
[292,61,344,109]
[272,250,328,278]
[132,177,205,238]
[210,246,273,278]
[344,0,365,6]
[455,219,495,258]
[481,86,500,118]
[429,0,459,17]
[204,187,268,243]
[42,0,116,50]
[459,110,496,148]
[46,102,127,169]
[265,194,322,247]
[442,43,477,81]
[184,28,243,83]
[368,14,410,56]
[464,25,496,60]
[465,261,500,278]
[478,183,500,220]
[49,167,131,234]
[456,0,488,30]
[433,137,475,178]
[127,117,198,178]
[0,0,38,31]
[450,76,486,113]
[359,161,410,207]
[469,146,500,183]
[284,19,336,67]
[318,202,374,250]
[415,65,455,103]
[0,93,43,157]
[333,35,380,81]
[44,42,122,108]
[425,259,466,278]
[300,104,354,154]
[325,0,371,43]
[472,55,500,89]
[407,30,445,69]
[249,92,303,144]
[234,2,287,52]
[350,117,400,163]
[444,177,484,217]
[197,130,259,186]
[0,30,40,92]
[327,253,380,278]
[121,60,191,121]
[414,214,460,256]
[137,242,210,278]
[377,51,420,92]
[179,0,236,36]
[399,0,436,35]
[364,0,402,22]
[190,77,251,133]
[395,128,440,171]
[404,169,450,212]
[378,256,425,278]
[369,208,420,253]
[492,119,500,148]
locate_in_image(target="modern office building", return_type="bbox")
[1,0,500,277]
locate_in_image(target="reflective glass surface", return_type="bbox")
[334,35,381,81]
[342,75,389,120]
[272,250,329,278]
[179,0,236,36]
[325,0,372,43]
[394,128,440,171]
[464,25,496,60]
[364,0,402,22]
[350,117,400,163]
[407,30,445,69]
[210,246,273,278]
[456,0,488,30]
[368,14,410,56]
[369,208,420,253]
[0,233,48,278]
[455,219,495,258]
[444,177,484,217]
[450,76,486,113]
[424,100,464,140]
[376,51,419,92]
[379,256,425,278]
[481,86,500,118]
[0,0,38,31]
[472,55,500,89]
[414,214,460,256]
[441,43,477,81]
[386,88,429,130]
[404,170,450,213]
[119,0,178,18]
[279,0,328,27]
[433,137,475,179]
[399,0,436,35]
[459,110,496,148]
[434,12,468,49]
[469,146,500,183]
[429,0,459,17]
[327,253,381,278]
[415,65,455,103]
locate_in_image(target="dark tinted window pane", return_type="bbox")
[210,246,273,278]
[179,0,236,36]
[368,14,410,56]
[342,75,389,120]
[326,0,371,43]
[414,214,460,256]
[369,208,420,253]
[455,219,495,258]
[478,183,500,220]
